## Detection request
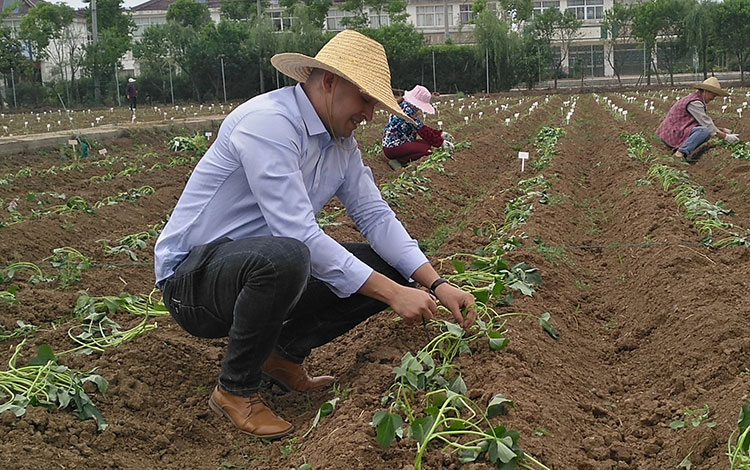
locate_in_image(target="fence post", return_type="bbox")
[114,63,121,107]
[220,56,227,103]
[168,61,175,105]
[486,48,489,94]
[432,50,436,93]
[10,68,17,108]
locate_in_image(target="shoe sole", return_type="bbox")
[208,396,294,440]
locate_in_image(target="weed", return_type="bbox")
[575,279,590,290]
[280,437,302,458]
[332,383,352,400]
[670,404,717,430]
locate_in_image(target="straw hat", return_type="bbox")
[404,85,435,114]
[271,30,414,124]
[694,77,728,96]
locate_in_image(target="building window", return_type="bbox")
[369,9,390,27]
[567,0,602,20]
[269,11,293,30]
[416,5,454,27]
[532,1,560,18]
[326,9,354,30]
[459,4,476,24]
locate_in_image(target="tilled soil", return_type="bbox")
[0,91,748,470]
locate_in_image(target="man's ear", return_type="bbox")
[321,71,337,93]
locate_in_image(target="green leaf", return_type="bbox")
[372,411,402,449]
[488,436,518,464]
[445,322,465,337]
[670,420,686,429]
[738,404,750,452]
[451,260,466,273]
[298,464,313,470]
[539,312,559,339]
[474,289,490,304]
[448,375,467,395]
[310,398,339,430]
[27,344,56,366]
[487,394,514,418]
[458,446,482,463]
[410,415,435,444]
[488,331,510,351]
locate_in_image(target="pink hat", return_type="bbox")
[403,85,435,114]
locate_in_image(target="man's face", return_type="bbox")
[327,75,377,138]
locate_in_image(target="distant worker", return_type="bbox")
[657,77,740,164]
[382,85,454,170]
[126,78,138,113]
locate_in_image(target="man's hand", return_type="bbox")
[433,282,476,330]
[442,140,455,151]
[390,285,438,325]
[441,131,454,142]
[725,133,740,144]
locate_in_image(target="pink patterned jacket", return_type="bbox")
[656,91,705,148]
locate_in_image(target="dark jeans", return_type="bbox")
[128,96,137,111]
[160,236,410,396]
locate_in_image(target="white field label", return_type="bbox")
[518,151,529,172]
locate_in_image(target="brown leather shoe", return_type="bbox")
[261,350,334,393]
[208,386,293,439]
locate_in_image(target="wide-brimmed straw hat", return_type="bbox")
[694,77,728,96]
[271,30,414,124]
[404,85,435,114]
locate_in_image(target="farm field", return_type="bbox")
[0,88,749,470]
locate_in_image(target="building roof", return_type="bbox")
[132,0,222,11]
[1,0,36,16]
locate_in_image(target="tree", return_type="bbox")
[684,0,716,80]
[473,9,518,91]
[654,0,688,86]
[530,8,582,88]
[497,0,532,27]
[279,0,331,29]
[601,2,632,86]
[82,0,134,102]
[220,0,269,21]
[167,0,212,28]
[339,0,406,29]
[360,22,423,90]
[19,1,74,62]
[714,0,750,84]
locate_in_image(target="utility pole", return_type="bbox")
[257,0,264,93]
[443,0,449,41]
[91,0,100,102]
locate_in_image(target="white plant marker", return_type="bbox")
[464,116,469,124]
[437,120,443,129]
[738,108,743,118]
[68,139,77,152]
[514,112,520,120]
[99,149,108,156]
[47,124,51,131]
[623,110,628,120]
[518,151,529,172]
[505,117,511,126]
[205,131,213,138]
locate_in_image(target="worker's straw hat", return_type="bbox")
[271,30,414,124]
[694,76,728,96]
[404,85,436,114]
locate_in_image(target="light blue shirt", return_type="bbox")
[154,84,428,297]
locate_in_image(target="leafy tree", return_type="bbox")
[360,22,423,90]
[714,0,750,83]
[167,0,212,28]
[82,0,134,102]
[497,0,532,26]
[220,0,276,21]
[684,0,716,79]
[473,9,517,91]
[654,0,688,85]
[340,0,406,29]
[601,2,632,86]
[530,8,581,88]
[280,0,331,29]
[19,1,74,62]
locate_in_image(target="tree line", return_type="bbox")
[1,0,749,108]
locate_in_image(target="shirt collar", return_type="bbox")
[294,83,329,139]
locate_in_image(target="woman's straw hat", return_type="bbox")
[694,76,728,96]
[271,30,414,124]
[404,85,435,114]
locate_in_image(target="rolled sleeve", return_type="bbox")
[687,101,718,136]
[337,153,429,281]
[230,112,373,297]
